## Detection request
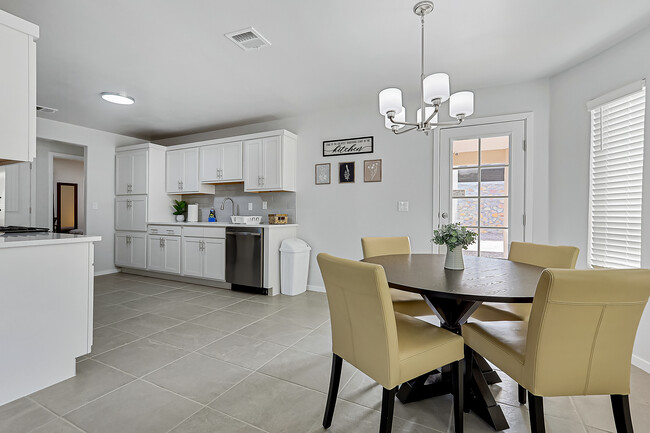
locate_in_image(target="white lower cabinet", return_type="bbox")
[115,232,146,269]
[147,235,181,274]
[182,236,225,281]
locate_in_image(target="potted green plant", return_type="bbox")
[432,223,478,270]
[172,200,187,222]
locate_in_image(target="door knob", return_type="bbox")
[441,212,449,219]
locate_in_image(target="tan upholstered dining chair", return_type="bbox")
[318,253,466,433]
[471,242,580,322]
[463,268,650,433]
[361,236,433,317]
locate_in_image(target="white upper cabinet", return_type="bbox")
[200,141,243,183]
[0,11,38,164]
[115,195,148,231]
[244,133,296,192]
[116,150,147,195]
[166,148,214,194]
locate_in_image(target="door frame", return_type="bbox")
[56,182,78,232]
[432,112,535,252]
[48,153,85,232]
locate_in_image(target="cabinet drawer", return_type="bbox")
[203,227,226,238]
[182,227,204,237]
[149,225,181,236]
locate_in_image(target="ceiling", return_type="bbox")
[2,0,650,140]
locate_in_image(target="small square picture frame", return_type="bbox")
[315,163,331,185]
[339,161,355,183]
[364,159,382,182]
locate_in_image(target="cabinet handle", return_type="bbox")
[161,238,166,248]
[261,176,265,185]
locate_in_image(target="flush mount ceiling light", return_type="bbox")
[379,1,475,135]
[100,92,135,105]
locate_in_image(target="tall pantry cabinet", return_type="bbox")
[115,143,176,269]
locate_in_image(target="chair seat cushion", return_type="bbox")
[462,321,527,384]
[390,289,434,317]
[470,302,532,322]
[395,313,464,384]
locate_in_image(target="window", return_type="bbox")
[588,82,646,268]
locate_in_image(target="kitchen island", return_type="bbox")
[0,233,100,405]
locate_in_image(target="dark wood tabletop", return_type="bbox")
[362,253,544,303]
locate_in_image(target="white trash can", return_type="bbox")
[280,238,311,296]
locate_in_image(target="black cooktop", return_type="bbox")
[0,226,50,234]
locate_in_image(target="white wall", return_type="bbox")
[549,26,650,371]
[53,158,84,231]
[37,118,142,274]
[157,78,551,290]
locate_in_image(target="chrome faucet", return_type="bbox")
[220,197,239,216]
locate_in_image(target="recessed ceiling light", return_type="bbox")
[100,92,135,105]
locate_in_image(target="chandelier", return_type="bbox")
[379,1,474,135]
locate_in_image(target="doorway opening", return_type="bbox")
[51,155,85,233]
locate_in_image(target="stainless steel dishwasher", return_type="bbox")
[225,227,265,294]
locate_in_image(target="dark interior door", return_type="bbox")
[56,182,78,233]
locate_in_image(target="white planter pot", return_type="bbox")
[444,247,464,270]
[176,215,185,222]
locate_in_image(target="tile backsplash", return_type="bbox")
[181,184,296,224]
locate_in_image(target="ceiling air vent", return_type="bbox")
[225,27,271,51]
[36,105,58,114]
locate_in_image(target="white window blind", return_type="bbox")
[588,85,646,268]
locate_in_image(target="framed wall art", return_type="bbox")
[339,162,355,183]
[323,136,373,157]
[315,163,331,185]
[364,159,382,182]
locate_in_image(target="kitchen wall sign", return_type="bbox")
[339,162,355,183]
[315,163,331,185]
[323,136,373,157]
[364,159,382,182]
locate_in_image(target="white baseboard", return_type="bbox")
[632,354,650,374]
[94,268,120,277]
[307,284,325,293]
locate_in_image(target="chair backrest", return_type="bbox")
[525,268,650,397]
[508,241,579,269]
[361,236,411,259]
[317,253,400,389]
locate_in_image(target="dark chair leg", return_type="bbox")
[380,387,398,433]
[451,359,465,433]
[528,392,545,433]
[518,384,527,404]
[463,345,473,413]
[323,354,343,429]
[611,394,634,433]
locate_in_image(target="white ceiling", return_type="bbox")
[2,0,650,140]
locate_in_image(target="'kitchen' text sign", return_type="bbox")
[323,136,373,157]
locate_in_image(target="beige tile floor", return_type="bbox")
[1,272,649,433]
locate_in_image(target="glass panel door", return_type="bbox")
[439,121,526,258]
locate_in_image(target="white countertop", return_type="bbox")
[0,233,102,249]
[148,221,298,228]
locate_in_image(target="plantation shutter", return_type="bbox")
[588,83,646,269]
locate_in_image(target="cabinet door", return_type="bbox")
[182,148,200,192]
[244,139,263,191]
[203,238,226,281]
[182,237,203,277]
[115,197,132,231]
[131,233,147,269]
[115,153,133,195]
[147,235,164,271]
[166,150,183,193]
[200,145,221,182]
[114,233,131,267]
[163,236,181,274]
[0,25,30,162]
[130,150,148,194]
[221,141,243,181]
[261,136,282,189]
[130,196,148,231]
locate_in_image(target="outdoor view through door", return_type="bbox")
[439,121,526,258]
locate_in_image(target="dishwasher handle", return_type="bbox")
[226,231,261,237]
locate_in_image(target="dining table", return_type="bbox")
[361,253,545,431]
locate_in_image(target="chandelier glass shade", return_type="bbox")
[379,1,474,135]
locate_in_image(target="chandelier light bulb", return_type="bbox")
[385,107,406,129]
[423,73,450,104]
[416,107,438,125]
[379,88,404,116]
[450,91,475,118]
